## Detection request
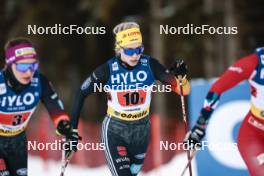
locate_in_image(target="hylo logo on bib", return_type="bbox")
[0,93,35,107]
[111,71,147,84]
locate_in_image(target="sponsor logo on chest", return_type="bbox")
[260,68,264,79]
[260,54,264,65]
[0,84,7,95]
[0,92,37,107]
[111,71,148,84]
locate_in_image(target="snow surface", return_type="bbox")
[29,153,197,176]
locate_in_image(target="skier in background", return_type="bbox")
[70,22,190,176]
[0,37,75,176]
[185,47,264,176]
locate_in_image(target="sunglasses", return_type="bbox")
[122,45,144,56]
[15,62,39,73]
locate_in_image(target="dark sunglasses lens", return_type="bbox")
[124,49,135,56]
[16,63,38,72]
[123,46,144,56]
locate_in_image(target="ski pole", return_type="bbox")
[180,150,198,176]
[60,138,73,176]
[177,76,193,176]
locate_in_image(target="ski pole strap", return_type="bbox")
[174,77,190,96]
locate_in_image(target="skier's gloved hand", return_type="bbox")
[184,116,207,149]
[64,129,82,158]
[56,120,82,158]
[56,120,72,136]
[169,59,188,79]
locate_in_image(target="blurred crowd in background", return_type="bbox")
[0,0,263,126]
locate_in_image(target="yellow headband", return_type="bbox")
[115,27,142,48]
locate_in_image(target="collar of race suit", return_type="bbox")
[117,56,139,70]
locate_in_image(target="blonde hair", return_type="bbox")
[113,22,140,55]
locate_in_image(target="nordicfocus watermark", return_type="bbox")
[160,141,238,151]
[27,24,106,35]
[93,82,172,93]
[28,140,105,151]
[160,24,238,35]
[28,140,238,152]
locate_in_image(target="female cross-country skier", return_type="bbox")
[185,47,264,176]
[70,22,190,176]
[0,37,75,176]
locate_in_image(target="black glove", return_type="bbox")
[184,116,207,149]
[57,120,82,158]
[56,120,72,136]
[169,59,188,78]
[64,129,81,158]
